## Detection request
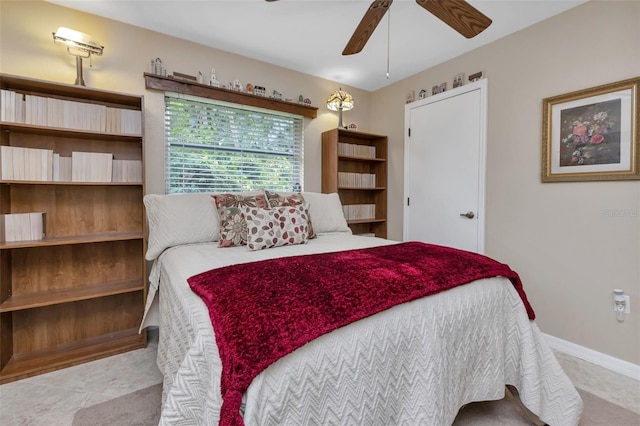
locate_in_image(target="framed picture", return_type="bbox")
[541,77,639,182]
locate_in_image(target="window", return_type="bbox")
[164,94,304,193]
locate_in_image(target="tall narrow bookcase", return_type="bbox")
[0,74,147,384]
[322,128,387,238]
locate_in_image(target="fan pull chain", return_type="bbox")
[386,8,390,79]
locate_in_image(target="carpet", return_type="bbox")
[73,383,639,426]
[72,383,162,426]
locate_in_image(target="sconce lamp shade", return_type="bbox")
[326,89,354,112]
[53,27,104,56]
[327,88,354,129]
[52,27,104,86]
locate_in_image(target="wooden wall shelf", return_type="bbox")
[144,73,318,119]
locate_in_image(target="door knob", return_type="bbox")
[460,211,475,219]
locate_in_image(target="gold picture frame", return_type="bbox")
[541,77,639,182]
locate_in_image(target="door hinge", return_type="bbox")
[408,128,411,137]
[407,197,410,206]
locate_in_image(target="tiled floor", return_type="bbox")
[0,329,638,425]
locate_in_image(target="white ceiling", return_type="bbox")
[48,0,586,92]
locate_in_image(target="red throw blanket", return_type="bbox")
[188,241,535,426]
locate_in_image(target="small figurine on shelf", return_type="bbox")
[271,90,283,100]
[246,83,254,94]
[432,83,447,95]
[233,79,243,91]
[150,58,166,76]
[197,71,204,84]
[468,71,484,82]
[303,97,312,106]
[453,73,464,88]
[347,122,358,132]
[406,90,415,104]
[254,86,266,97]
[298,95,304,104]
[418,89,427,100]
[209,68,220,87]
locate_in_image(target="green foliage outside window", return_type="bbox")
[165,96,303,193]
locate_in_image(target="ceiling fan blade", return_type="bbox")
[342,0,393,56]
[416,0,491,38]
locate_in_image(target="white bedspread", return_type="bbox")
[144,235,583,425]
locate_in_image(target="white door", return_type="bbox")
[403,79,487,253]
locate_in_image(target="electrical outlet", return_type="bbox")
[613,290,630,322]
[614,295,631,314]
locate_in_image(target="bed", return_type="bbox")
[140,190,583,426]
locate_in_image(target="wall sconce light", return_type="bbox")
[52,27,104,86]
[326,88,354,129]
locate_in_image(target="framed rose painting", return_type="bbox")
[541,77,639,182]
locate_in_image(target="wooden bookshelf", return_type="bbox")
[0,73,147,384]
[322,128,388,238]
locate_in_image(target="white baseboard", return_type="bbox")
[543,333,640,381]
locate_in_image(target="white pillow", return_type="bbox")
[144,193,218,260]
[301,192,351,235]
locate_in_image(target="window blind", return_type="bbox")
[165,94,304,194]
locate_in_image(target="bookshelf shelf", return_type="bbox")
[338,186,386,191]
[338,155,386,163]
[0,180,142,186]
[347,218,387,225]
[0,329,145,384]
[322,129,388,239]
[0,74,142,107]
[0,278,145,312]
[0,121,142,141]
[0,73,147,384]
[0,232,144,249]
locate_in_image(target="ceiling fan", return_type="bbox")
[266,0,492,55]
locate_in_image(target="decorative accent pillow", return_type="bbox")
[264,190,316,238]
[213,191,269,247]
[301,192,352,235]
[143,193,219,260]
[243,204,309,251]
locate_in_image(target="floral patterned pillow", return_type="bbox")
[264,190,316,239]
[212,191,269,247]
[243,204,310,251]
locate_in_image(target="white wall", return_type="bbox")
[371,0,640,364]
